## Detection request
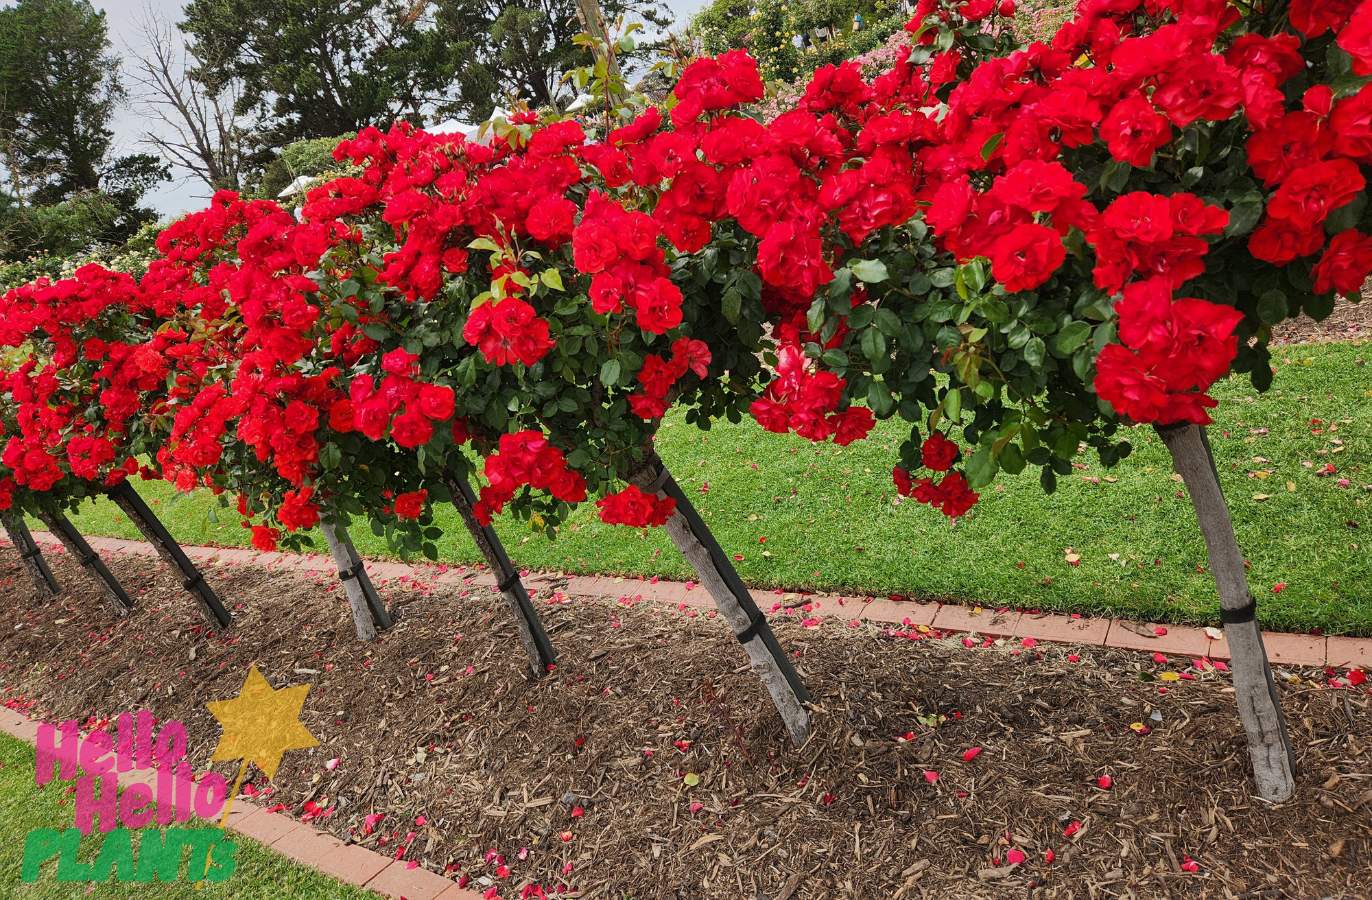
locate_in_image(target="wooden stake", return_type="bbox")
[33,505,133,614]
[574,0,621,78]
[1157,423,1296,802]
[320,519,392,641]
[106,482,232,628]
[2,509,60,596]
[632,455,811,745]
[444,469,557,678]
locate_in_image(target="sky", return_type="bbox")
[94,0,709,216]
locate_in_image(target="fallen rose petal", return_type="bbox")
[962,746,983,762]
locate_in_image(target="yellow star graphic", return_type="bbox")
[206,664,318,782]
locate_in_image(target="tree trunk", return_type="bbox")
[1,509,60,596]
[32,505,133,614]
[106,482,232,628]
[631,455,811,745]
[1156,423,1296,803]
[443,469,557,678]
[573,0,621,79]
[320,519,392,641]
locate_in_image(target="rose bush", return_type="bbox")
[1,0,1366,781]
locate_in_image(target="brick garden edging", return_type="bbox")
[12,531,1371,670]
[0,702,481,900]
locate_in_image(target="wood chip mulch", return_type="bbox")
[0,547,1369,898]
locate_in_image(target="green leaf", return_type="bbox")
[1256,289,1287,325]
[850,259,889,283]
[820,348,848,368]
[1023,336,1046,369]
[980,132,1004,161]
[468,237,501,253]
[860,327,887,363]
[722,288,742,325]
[599,358,621,387]
[1053,321,1091,355]
[964,447,999,489]
[540,268,564,292]
[1225,200,1264,237]
[867,380,895,416]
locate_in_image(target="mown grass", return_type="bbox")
[57,342,1371,634]
[0,732,369,898]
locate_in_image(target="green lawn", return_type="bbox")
[0,732,369,898]
[60,342,1371,635]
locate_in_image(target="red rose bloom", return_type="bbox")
[988,223,1066,293]
[922,432,960,471]
[393,489,427,520]
[1313,230,1372,295]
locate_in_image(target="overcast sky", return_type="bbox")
[95,0,707,216]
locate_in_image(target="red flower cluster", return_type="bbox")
[629,338,710,419]
[891,433,977,518]
[894,467,979,519]
[574,192,684,333]
[596,484,677,527]
[1088,193,1228,295]
[1094,279,1243,425]
[474,431,587,525]
[335,350,457,449]
[750,342,873,445]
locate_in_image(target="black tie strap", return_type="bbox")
[735,609,767,645]
[338,563,363,582]
[19,547,42,561]
[1219,597,1258,625]
[644,465,671,494]
[498,572,521,593]
[183,572,206,591]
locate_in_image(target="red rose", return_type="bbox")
[393,489,427,520]
[251,525,280,552]
[1313,230,1372,295]
[1100,94,1172,167]
[390,409,434,449]
[988,223,1065,293]
[416,383,455,421]
[921,432,960,471]
[596,485,677,527]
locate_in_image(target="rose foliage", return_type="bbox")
[0,0,1367,558]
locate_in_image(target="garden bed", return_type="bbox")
[1,547,1369,897]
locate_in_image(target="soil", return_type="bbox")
[1,546,1370,899]
[1272,295,1372,344]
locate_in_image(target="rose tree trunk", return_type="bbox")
[321,518,393,641]
[631,455,811,746]
[1156,423,1296,803]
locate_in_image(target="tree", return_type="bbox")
[430,0,670,122]
[0,0,166,257]
[0,0,120,202]
[130,17,250,192]
[179,0,457,150]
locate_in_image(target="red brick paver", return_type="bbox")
[14,531,1372,674]
[1326,635,1372,670]
[931,603,1020,637]
[1103,622,1210,657]
[1014,613,1111,646]
[366,860,458,900]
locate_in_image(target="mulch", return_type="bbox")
[1272,294,1371,345]
[1,547,1369,898]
